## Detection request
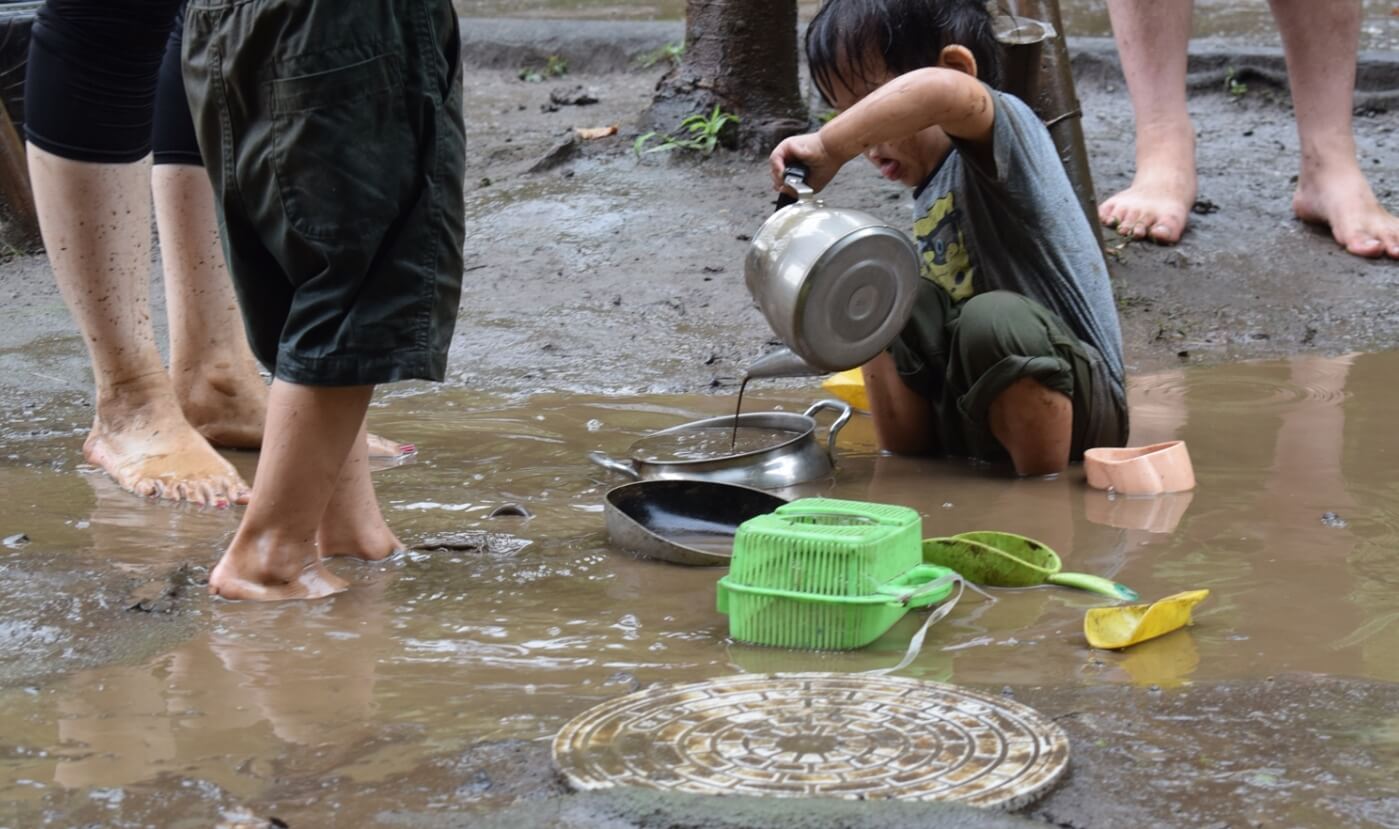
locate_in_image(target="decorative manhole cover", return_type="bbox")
[553,673,1069,809]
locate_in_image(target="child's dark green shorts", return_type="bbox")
[183,0,466,386]
[889,283,1129,462]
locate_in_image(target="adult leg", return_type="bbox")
[1098,0,1197,244]
[150,25,414,456]
[25,0,246,505]
[152,165,271,449]
[208,382,372,601]
[1269,0,1399,260]
[27,148,248,506]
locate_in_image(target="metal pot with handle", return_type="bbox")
[588,399,852,490]
[743,163,922,376]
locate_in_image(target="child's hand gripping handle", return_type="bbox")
[774,162,812,210]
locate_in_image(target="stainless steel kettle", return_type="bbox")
[743,164,921,378]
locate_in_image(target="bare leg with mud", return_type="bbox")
[862,353,939,455]
[317,418,403,561]
[1269,0,1399,260]
[28,147,248,506]
[1098,0,1197,244]
[153,165,418,457]
[988,377,1072,477]
[208,383,377,601]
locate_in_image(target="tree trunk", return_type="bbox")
[647,0,808,155]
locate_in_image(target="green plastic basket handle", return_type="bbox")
[1046,572,1140,601]
[875,564,959,609]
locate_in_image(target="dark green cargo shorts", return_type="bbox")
[183,0,466,386]
[889,284,1129,461]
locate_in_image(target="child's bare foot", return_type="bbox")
[1099,124,1197,245]
[173,361,414,459]
[209,534,348,601]
[317,522,403,562]
[85,372,250,507]
[1293,160,1399,260]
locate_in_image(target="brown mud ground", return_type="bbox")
[0,22,1397,829]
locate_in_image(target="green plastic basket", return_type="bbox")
[717,498,956,650]
[730,498,923,595]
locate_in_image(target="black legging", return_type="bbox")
[26,0,202,166]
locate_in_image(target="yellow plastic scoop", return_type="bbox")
[1083,589,1210,650]
[821,368,869,411]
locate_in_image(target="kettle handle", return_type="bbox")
[774,162,814,211]
[802,398,853,462]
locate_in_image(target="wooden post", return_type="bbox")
[1003,0,1100,237]
[0,98,38,249]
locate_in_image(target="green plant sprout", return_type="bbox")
[634,105,740,157]
[519,54,569,83]
[1225,67,1248,98]
[636,41,685,69]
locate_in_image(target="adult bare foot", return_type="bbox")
[85,372,250,507]
[209,535,348,601]
[1294,162,1399,260]
[1099,126,1198,245]
[172,357,268,450]
[174,364,414,458]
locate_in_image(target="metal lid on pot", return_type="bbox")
[794,225,920,371]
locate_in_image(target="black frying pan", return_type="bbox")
[603,479,787,566]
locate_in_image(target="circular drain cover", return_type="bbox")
[553,673,1069,810]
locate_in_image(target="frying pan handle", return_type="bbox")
[802,398,853,461]
[774,162,813,211]
[587,450,641,480]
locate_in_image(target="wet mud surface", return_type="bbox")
[1,22,1398,829]
[5,351,1399,825]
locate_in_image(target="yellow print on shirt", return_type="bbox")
[913,192,974,301]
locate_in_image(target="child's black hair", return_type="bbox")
[807,0,1004,106]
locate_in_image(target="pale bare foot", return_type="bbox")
[209,533,348,602]
[1294,161,1399,260]
[174,362,415,459]
[366,432,416,460]
[172,357,268,450]
[85,373,251,507]
[1099,124,1197,245]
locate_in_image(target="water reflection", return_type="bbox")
[4,353,1399,817]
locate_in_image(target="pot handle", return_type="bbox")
[802,398,853,461]
[587,450,641,480]
[774,162,813,211]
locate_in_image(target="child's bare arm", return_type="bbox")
[769,68,994,193]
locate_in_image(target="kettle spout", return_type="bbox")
[745,347,828,380]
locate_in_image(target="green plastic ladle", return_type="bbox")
[922,531,1139,601]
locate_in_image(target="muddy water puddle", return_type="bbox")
[2,353,1399,822]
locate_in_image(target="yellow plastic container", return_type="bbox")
[1083,589,1210,650]
[821,368,869,411]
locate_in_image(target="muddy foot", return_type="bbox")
[86,379,250,507]
[175,365,415,459]
[209,541,348,602]
[1294,164,1399,260]
[1100,129,1197,244]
